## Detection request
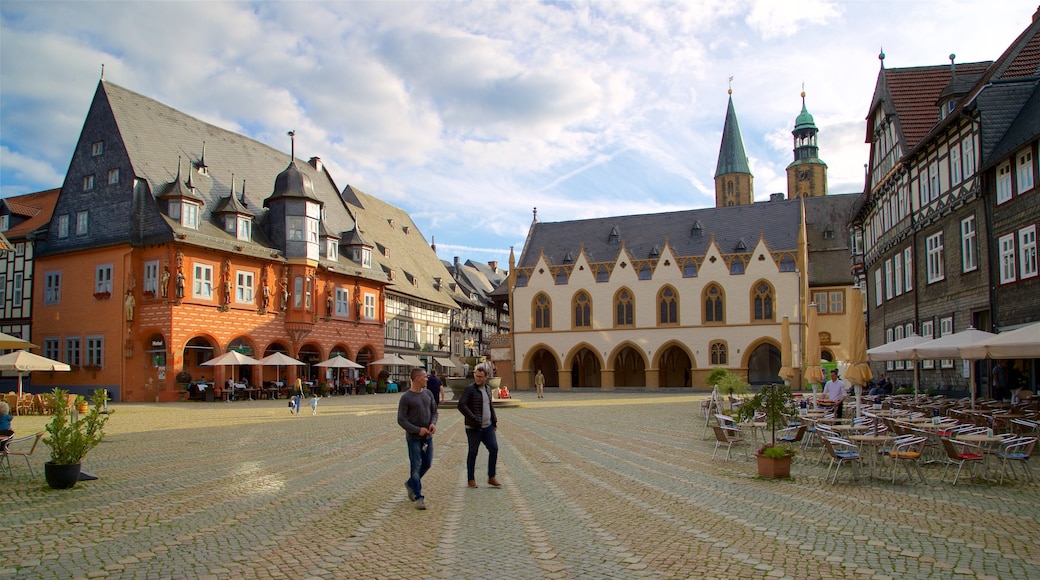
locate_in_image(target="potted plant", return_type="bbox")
[737,382,798,479]
[43,388,110,489]
[74,395,89,414]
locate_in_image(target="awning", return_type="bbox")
[434,357,456,368]
[401,355,425,367]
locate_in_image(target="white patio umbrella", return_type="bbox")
[0,331,37,350]
[0,350,71,411]
[866,333,931,397]
[909,327,996,409]
[958,321,1040,360]
[201,351,261,367]
[315,356,364,369]
[259,352,305,384]
[368,353,418,367]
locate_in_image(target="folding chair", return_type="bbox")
[711,425,749,461]
[939,437,984,485]
[886,436,928,484]
[821,437,861,484]
[0,432,44,479]
[996,436,1037,484]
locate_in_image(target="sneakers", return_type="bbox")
[467,480,478,488]
[415,498,426,510]
[406,483,415,502]
[487,477,501,487]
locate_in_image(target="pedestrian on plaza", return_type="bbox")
[458,367,500,488]
[398,367,438,510]
[291,377,304,415]
[822,369,847,418]
[426,368,444,406]
[992,360,1009,400]
[534,369,545,398]
[310,393,319,415]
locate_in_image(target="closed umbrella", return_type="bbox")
[844,289,873,417]
[803,304,824,396]
[0,351,71,412]
[778,315,796,382]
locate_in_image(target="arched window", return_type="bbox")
[614,288,634,327]
[573,292,591,328]
[752,281,774,322]
[703,284,724,324]
[658,286,678,325]
[533,293,551,330]
[710,341,728,365]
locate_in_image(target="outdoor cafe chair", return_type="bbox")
[0,431,44,479]
[821,437,861,484]
[995,436,1037,484]
[711,425,749,461]
[886,436,929,484]
[814,424,840,463]
[939,437,984,485]
[1011,418,1040,437]
[777,424,806,447]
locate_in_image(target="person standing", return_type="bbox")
[426,368,444,406]
[291,377,304,415]
[458,367,500,488]
[992,360,1009,400]
[534,369,545,399]
[398,367,438,510]
[822,369,847,418]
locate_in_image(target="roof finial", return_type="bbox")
[801,81,806,101]
[241,179,247,204]
[879,47,886,69]
[230,172,235,197]
[728,75,734,95]
[949,53,957,78]
[533,207,538,223]
[100,63,105,80]
[288,130,296,160]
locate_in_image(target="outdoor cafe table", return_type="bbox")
[832,424,871,435]
[740,421,768,444]
[817,417,852,425]
[849,434,896,479]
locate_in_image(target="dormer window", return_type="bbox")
[384,247,391,258]
[91,142,104,156]
[823,226,834,240]
[362,247,372,268]
[608,227,620,244]
[237,217,251,241]
[224,216,237,234]
[288,216,304,241]
[182,201,199,230]
[326,239,338,260]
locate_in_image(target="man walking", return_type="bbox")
[426,368,444,406]
[458,367,500,488]
[822,369,847,419]
[398,367,438,510]
[534,369,545,398]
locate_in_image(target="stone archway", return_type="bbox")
[748,342,781,385]
[658,345,693,387]
[530,348,560,388]
[613,346,646,387]
[570,347,601,388]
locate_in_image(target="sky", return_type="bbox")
[2,1,1037,265]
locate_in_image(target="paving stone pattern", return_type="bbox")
[2,392,1039,579]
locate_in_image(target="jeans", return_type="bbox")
[406,436,433,500]
[465,425,498,481]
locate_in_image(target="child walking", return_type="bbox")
[310,393,319,415]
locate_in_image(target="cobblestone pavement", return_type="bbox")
[2,391,1039,579]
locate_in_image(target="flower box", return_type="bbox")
[142,290,155,298]
[93,291,111,300]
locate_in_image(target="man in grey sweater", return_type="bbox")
[398,367,438,510]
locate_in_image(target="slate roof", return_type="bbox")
[803,193,862,287]
[517,197,802,269]
[0,188,60,240]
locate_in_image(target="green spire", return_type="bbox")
[714,93,752,178]
[794,92,817,131]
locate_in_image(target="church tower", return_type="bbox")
[714,89,754,207]
[786,91,828,198]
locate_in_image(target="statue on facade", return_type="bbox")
[124,291,136,323]
[175,268,185,299]
[280,278,289,311]
[160,265,171,298]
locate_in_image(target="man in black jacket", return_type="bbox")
[457,367,500,488]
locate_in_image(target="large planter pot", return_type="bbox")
[45,462,82,489]
[755,453,793,479]
[447,378,470,400]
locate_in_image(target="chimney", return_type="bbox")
[770,192,785,202]
[488,261,498,272]
[309,157,323,172]
[431,235,436,253]
[453,256,461,280]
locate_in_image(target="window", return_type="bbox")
[929,162,940,200]
[812,292,828,313]
[143,260,159,295]
[182,202,199,229]
[729,259,744,275]
[85,336,104,368]
[307,217,319,244]
[65,337,81,366]
[76,211,88,235]
[999,233,1016,284]
[596,267,610,282]
[638,264,652,280]
[940,317,954,369]
[294,276,304,308]
[1017,149,1034,193]
[919,169,930,207]
[44,338,59,361]
[894,253,903,296]
[885,327,895,371]
[364,293,376,319]
[288,216,304,241]
[921,320,934,369]
[709,341,728,365]
[555,269,569,285]
[193,263,214,299]
[682,262,697,278]
[44,271,61,304]
[752,282,773,321]
[926,232,945,283]
[961,216,977,273]
[91,141,104,156]
[533,293,551,329]
[0,274,5,304]
[894,325,905,370]
[904,247,913,291]
[874,269,883,306]
[236,271,254,304]
[659,286,678,325]
[83,175,95,191]
[829,291,844,314]
[884,259,893,299]
[962,138,974,177]
[704,284,724,324]
[58,214,69,238]
[12,273,22,303]
[168,200,181,220]
[238,217,252,241]
[997,162,1013,204]
[779,255,796,272]
[614,289,634,327]
[95,265,113,293]
[574,292,591,328]
[361,247,372,268]
[950,145,962,185]
[1020,225,1037,280]
[335,288,350,316]
[326,238,337,260]
[108,168,120,185]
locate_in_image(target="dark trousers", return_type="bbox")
[835,400,844,419]
[406,437,433,500]
[465,425,498,481]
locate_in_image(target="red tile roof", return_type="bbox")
[1,188,60,239]
[884,62,991,150]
